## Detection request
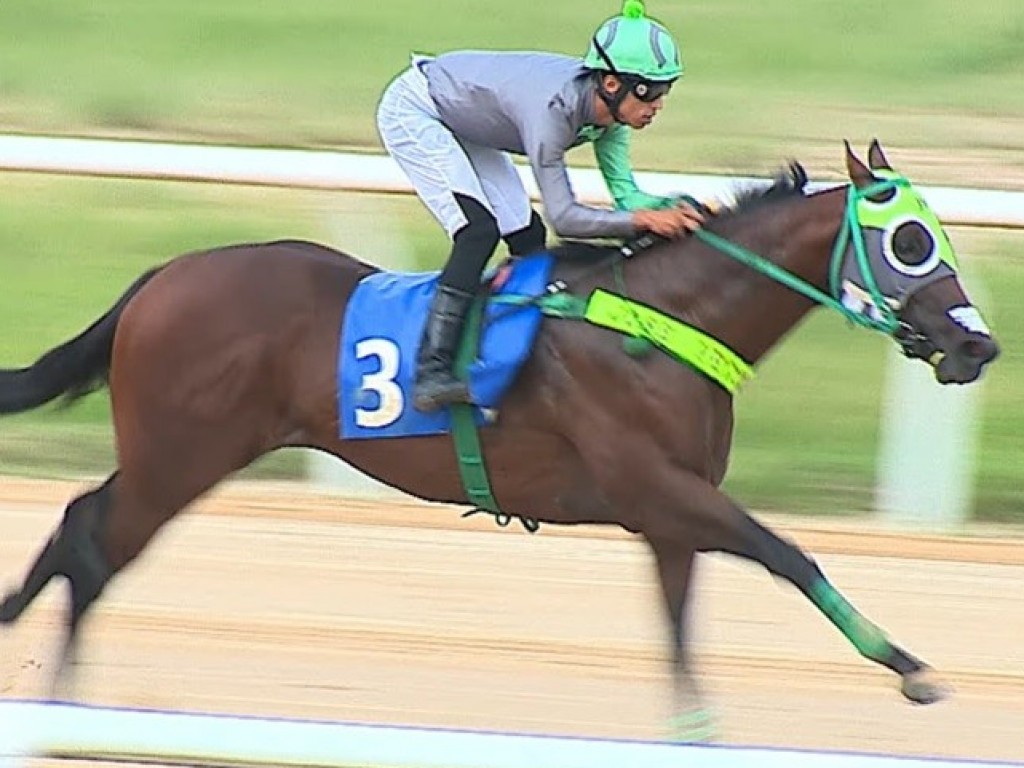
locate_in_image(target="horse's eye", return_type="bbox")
[891,221,934,266]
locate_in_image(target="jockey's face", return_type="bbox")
[598,74,669,130]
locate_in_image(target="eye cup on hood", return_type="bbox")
[883,218,941,277]
[891,221,934,266]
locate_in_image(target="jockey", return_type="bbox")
[376,0,704,412]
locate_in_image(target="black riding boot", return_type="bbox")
[413,285,476,412]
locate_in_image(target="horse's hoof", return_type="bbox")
[901,666,951,705]
[668,708,716,743]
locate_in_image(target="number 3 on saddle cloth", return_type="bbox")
[338,253,555,439]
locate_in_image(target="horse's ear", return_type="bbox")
[867,138,893,171]
[788,161,808,192]
[844,140,876,188]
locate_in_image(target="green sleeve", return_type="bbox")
[592,124,678,211]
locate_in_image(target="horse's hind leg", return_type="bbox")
[644,536,715,742]
[3,429,261,695]
[0,475,117,694]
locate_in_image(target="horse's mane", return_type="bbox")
[718,161,809,220]
[549,161,810,261]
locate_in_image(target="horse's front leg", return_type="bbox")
[640,469,950,706]
[644,535,716,742]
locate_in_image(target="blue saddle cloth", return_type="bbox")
[339,253,555,439]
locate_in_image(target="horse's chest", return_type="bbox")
[633,373,735,482]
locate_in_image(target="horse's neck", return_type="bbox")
[643,189,844,364]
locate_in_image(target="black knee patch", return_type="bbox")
[59,485,114,607]
[439,195,501,293]
[503,211,547,256]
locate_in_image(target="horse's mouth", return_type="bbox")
[933,337,1000,385]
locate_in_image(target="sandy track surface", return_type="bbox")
[1,478,1023,764]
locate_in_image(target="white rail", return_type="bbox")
[0,134,1022,228]
[0,700,1020,768]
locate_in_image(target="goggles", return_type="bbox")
[629,78,673,102]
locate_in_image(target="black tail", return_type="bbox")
[0,266,164,414]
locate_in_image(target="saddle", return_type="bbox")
[338,253,555,440]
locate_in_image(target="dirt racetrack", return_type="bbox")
[1,477,1023,764]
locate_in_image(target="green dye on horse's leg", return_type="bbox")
[668,708,716,743]
[810,578,891,663]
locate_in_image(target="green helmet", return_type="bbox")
[584,0,683,82]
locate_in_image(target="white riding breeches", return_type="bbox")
[376,58,534,239]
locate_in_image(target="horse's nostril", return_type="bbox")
[961,338,999,363]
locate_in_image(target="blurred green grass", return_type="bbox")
[0,1,1023,181]
[0,174,1019,520]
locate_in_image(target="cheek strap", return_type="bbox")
[596,81,630,124]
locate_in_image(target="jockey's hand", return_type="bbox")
[632,203,705,238]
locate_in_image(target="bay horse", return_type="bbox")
[0,141,999,739]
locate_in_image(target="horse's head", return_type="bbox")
[836,140,999,384]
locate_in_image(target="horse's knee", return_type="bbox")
[731,513,822,586]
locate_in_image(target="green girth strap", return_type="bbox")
[450,293,500,515]
[447,291,589,524]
